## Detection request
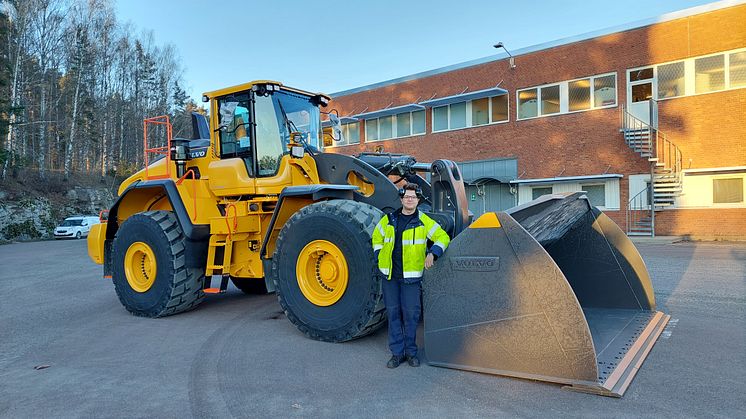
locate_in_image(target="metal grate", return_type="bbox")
[569,79,591,111]
[729,51,746,88]
[657,61,685,98]
[695,54,725,93]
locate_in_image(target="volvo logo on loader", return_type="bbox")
[450,256,500,272]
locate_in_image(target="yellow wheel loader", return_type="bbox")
[87,81,669,397]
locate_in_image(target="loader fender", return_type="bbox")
[101,180,209,275]
[259,184,358,259]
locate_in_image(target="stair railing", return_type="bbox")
[626,184,654,236]
[619,105,652,151]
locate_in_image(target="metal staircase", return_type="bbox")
[620,100,683,237]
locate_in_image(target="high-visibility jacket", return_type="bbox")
[372,209,450,281]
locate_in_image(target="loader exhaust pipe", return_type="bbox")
[423,192,670,397]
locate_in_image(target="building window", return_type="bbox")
[637,48,746,102]
[581,184,606,207]
[343,122,359,145]
[569,79,591,111]
[540,85,560,115]
[517,72,616,120]
[366,119,378,141]
[379,115,393,140]
[472,98,489,126]
[449,102,467,129]
[491,95,508,122]
[433,106,448,131]
[594,75,616,107]
[713,178,743,204]
[532,186,552,200]
[657,61,686,99]
[432,96,508,132]
[325,122,360,147]
[364,110,426,142]
[730,51,746,88]
[629,67,654,82]
[695,54,725,94]
[518,89,538,119]
[412,110,426,134]
[396,112,411,137]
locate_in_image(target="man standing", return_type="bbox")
[372,183,450,368]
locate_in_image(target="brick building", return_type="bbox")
[324,0,746,239]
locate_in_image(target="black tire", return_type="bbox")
[231,277,269,294]
[75,231,82,239]
[111,210,205,317]
[269,200,386,342]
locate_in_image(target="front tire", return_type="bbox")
[111,210,205,317]
[269,200,386,342]
[75,231,82,239]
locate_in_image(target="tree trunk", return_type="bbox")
[65,60,83,180]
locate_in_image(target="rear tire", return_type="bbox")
[111,210,205,317]
[269,200,386,342]
[231,277,269,294]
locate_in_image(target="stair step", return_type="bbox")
[628,231,654,236]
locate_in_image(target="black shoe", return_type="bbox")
[387,355,404,369]
[407,355,420,367]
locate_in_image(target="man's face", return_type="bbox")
[401,191,419,212]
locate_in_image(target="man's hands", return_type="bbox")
[425,253,435,269]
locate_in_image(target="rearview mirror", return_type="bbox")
[329,113,343,141]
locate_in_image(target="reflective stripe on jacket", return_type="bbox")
[371,210,450,281]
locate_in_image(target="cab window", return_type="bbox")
[217,93,253,175]
[254,94,285,177]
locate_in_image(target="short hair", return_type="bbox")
[399,183,422,198]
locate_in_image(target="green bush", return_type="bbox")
[2,220,42,240]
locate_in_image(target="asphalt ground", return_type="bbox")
[0,239,744,418]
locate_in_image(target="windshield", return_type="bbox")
[60,219,83,227]
[272,90,322,149]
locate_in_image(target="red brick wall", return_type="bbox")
[655,208,746,240]
[326,4,746,239]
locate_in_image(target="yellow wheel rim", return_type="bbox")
[124,242,157,293]
[296,240,348,306]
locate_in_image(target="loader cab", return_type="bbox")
[214,83,324,179]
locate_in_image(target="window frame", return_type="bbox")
[516,72,618,121]
[324,121,360,148]
[580,183,607,208]
[431,94,511,133]
[712,175,745,205]
[531,186,553,200]
[364,109,427,142]
[627,47,746,103]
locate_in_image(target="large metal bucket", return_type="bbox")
[423,192,670,397]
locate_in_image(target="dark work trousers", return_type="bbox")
[381,277,422,358]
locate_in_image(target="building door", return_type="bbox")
[466,182,514,217]
[627,67,654,124]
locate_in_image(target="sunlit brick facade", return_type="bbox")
[326,1,746,240]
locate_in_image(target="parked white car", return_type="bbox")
[54,216,100,239]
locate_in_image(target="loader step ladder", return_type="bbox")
[204,235,234,293]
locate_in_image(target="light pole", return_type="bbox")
[493,42,516,69]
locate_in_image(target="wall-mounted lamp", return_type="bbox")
[493,42,516,69]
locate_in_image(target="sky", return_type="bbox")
[115,0,717,101]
